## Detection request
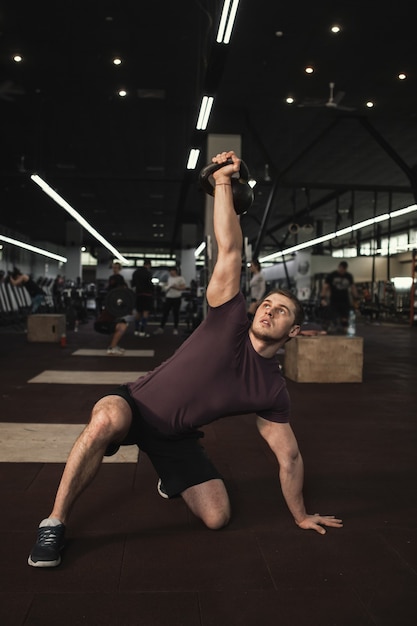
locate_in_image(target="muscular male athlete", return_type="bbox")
[28,150,342,568]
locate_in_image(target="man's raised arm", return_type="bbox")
[206,151,243,308]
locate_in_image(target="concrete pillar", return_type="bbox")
[65,221,82,283]
[95,247,114,286]
[180,249,197,287]
[180,224,198,287]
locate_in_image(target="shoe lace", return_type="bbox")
[38,526,62,546]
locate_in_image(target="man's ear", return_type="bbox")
[288,325,301,337]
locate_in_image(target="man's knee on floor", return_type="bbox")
[201,506,231,530]
[182,479,231,530]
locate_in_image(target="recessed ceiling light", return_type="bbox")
[13,55,23,63]
[366,101,374,108]
[113,57,122,66]
[305,66,314,74]
[286,97,295,104]
[118,89,127,97]
[330,25,341,33]
[398,72,407,80]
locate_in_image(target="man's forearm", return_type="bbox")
[279,453,308,524]
[213,182,243,253]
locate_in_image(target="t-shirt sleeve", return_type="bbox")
[256,386,291,423]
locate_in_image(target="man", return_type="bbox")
[8,268,45,313]
[108,262,126,290]
[94,308,128,355]
[28,151,342,568]
[131,259,153,337]
[94,262,129,355]
[320,261,358,330]
[154,266,187,336]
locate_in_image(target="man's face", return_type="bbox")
[251,293,300,342]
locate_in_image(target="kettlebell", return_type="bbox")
[198,158,254,215]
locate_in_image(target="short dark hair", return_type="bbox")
[339,261,348,269]
[261,288,304,326]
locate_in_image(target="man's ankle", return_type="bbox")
[47,515,64,526]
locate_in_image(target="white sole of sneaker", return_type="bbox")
[28,554,62,567]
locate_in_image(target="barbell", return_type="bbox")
[104,287,135,318]
[198,158,254,215]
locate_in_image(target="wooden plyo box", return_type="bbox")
[27,314,66,343]
[284,335,363,383]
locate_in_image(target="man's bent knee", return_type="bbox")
[203,507,231,530]
[89,395,132,444]
[181,479,231,530]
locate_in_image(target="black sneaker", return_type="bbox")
[28,518,66,568]
[157,478,169,499]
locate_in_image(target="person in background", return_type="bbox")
[131,259,154,338]
[154,267,187,336]
[108,262,126,290]
[8,268,45,313]
[247,259,266,319]
[94,262,129,355]
[320,261,359,331]
[94,308,128,355]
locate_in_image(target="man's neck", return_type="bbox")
[248,329,285,359]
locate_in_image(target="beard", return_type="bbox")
[250,323,285,344]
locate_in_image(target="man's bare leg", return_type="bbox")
[50,396,132,523]
[108,321,127,350]
[181,479,231,530]
[28,396,132,567]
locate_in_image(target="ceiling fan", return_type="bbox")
[298,82,356,111]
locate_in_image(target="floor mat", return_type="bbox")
[27,371,147,384]
[0,422,138,462]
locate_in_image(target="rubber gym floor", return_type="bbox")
[0,317,416,626]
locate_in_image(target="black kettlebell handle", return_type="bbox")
[198,158,251,196]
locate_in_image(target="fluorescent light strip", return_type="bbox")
[196,96,214,130]
[30,174,131,265]
[216,0,240,44]
[259,204,417,263]
[187,148,200,170]
[0,234,67,263]
[390,204,417,218]
[194,241,206,257]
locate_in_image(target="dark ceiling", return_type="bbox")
[1,0,416,263]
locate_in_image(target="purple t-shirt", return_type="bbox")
[127,292,290,435]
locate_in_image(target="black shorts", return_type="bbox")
[94,318,127,335]
[101,385,222,498]
[135,294,153,313]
